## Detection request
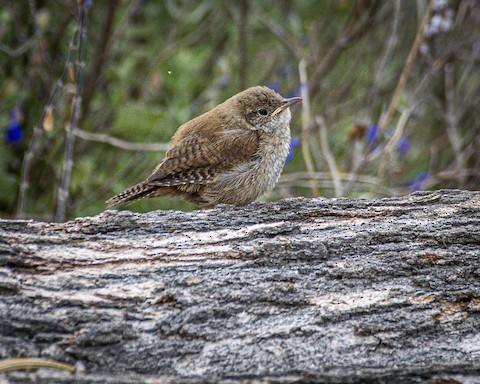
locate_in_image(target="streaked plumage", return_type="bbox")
[106,86,301,208]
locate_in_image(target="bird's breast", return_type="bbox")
[253,131,291,191]
[204,128,290,206]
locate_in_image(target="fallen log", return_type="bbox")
[1,189,479,383]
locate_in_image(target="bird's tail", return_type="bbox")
[106,181,155,207]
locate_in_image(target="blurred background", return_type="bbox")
[1,0,479,222]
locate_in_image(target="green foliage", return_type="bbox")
[1,0,479,221]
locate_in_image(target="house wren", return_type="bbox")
[106,86,302,208]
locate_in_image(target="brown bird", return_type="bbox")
[106,86,302,208]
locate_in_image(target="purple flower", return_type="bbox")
[408,171,430,192]
[366,124,379,149]
[285,137,301,166]
[397,137,412,158]
[3,110,24,144]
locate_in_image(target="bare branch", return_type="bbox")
[377,107,414,180]
[238,0,248,90]
[74,129,170,152]
[56,1,89,222]
[16,19,79,218]
[298,59,319,196]
[316,115,342,197]
[378,2,432,135]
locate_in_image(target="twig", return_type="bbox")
[74,128,170,152]
[309,2,388,96]
[434,168,480,183]
[80,1,119,126]
[0,39,37,57]
[443,63,466,186]
[377,107,413,180]
[378,2,432,135]
[316,115,342,197]
[375,0,401,83]
[278,171,396,196]
[56,0,89,222]
[16,20,79,218]
[370,0,402,106]
[109,0,143,47]
[238,0,248,90]
[0,358,76,374]
[342,140,366,196]
[254,3,300,59]
[298,59,319,196]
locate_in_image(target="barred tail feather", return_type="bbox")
[106,181,155,207]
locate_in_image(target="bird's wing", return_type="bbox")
[146,130,259,187]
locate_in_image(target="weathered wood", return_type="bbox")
[1,189,479,383]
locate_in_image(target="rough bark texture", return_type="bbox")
[0,189,479,383]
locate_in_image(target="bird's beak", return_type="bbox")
[271,97,303,117]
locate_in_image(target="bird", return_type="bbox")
[106,86,302,209]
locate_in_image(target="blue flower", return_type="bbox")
[285,137,301,166]
[3,110,24,144]
[365,123,379,149]
[408,171,430,192]
[397,137,412,158]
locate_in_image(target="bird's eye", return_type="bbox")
[258,108,268,116]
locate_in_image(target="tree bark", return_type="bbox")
[1,189,479,383]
